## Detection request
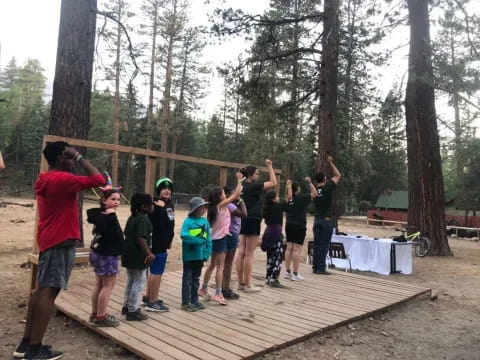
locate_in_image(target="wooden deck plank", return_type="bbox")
[70,285,245,360]
[166,272,330,330]
[56,261,430,360]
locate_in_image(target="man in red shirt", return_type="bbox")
[14,141,105,360]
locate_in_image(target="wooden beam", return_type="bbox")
[44,135,282,174]
[219,167,228,187]
[145,157,157,195]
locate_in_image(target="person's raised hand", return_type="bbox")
[305,177,312,184]
[326,155,333,164]
[286,179,292,187]
[236,172,244,181]
[63,147,78,159]
[154,199,165,207]
[266,159,273,167]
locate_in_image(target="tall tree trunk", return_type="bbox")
[49,0,97,246]
[159,0,178,177]
[317,0,339,172]
[146,0,158,151]
[405,0,452,255]
[112,1,122,186]
[449,24,463,192]
[49,0,97,139]
[286,0,300,180]
[168,32,188,179]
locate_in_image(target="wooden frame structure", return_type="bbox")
[29,135,282,291]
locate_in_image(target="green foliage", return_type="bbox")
[0,58,48,190]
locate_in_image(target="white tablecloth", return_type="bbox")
[330,235,413,275]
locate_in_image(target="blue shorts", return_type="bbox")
[150,252,168,275]
[212,237,228,253]
[226,234,239,252]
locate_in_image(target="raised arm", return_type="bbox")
[64,147,101,176]
[263,159,277,190]
[219,172,243,207]
[327,156,341,184]
[230,199,248,218]
[305,177,318,198]
[286,179,293,202]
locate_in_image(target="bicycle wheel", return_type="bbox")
[415,237,430,257]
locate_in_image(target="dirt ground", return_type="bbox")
[0,197,479,360]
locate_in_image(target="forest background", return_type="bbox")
[0,0,479,217]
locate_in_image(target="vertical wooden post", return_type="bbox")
[29,139,49,292]
[219,167,228,187]
[145,157,157,195]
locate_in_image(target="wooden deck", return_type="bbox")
[56,262,430,360]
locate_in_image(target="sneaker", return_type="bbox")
[23,345,63,360]
[121,306,128,315]
[212,294,227,305]
[126,309,148,321]
[237,283,245,291]
[313,270,331,275]
[145,301,169,312]
[12,340,30,359]
[243,285,262,293]
[198,288,211,300]
[192,302,206,310]
[268,279,284,288]
[291,273,305,281]
[223,289,240,300]
[181,304,197,312]
[88,313,96,323]
[93,314,120,327]
[284,272,292,280]
[142,295,149,306]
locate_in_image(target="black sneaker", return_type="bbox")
[268,279,284,288]
[222,289,240,300]
[93,314,120,327]
[121,306,128,315]
[126,308,148,321]
[23,345,63,360]
[142,295,149,306]
[313,270,331,275]
[145,301,169,312]
[12,340,29,359]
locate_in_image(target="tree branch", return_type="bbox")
[453,0,480,58]
[248,48,322,63]
[96,10,141,85]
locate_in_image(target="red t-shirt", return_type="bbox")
[34,171,105,252]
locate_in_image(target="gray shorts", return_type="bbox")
[37,244,76,289]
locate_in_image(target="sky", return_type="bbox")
[0,0,270,118]
[0,0,477,136]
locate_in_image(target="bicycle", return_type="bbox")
[393,228,430,257]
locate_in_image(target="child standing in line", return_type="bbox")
[181,197,212,312]
[222,186,247,300]
[199,173,243,305]
[121,193,155,321]
[87,180,124,327]
[144,177,175,312]
[261,190,285,288]
[284,178,317,281]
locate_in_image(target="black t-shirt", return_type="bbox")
[263,202,284,226]
[86,208,124,256]
[241,181,264,219]
[313,181,336,217]
[149,199,175,253]
[121,213,152,269]
[285,194,311,229]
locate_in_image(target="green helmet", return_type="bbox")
[156,177,173,194]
